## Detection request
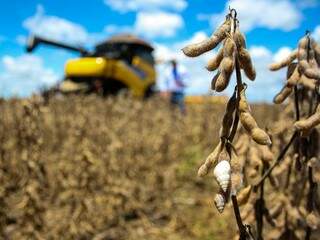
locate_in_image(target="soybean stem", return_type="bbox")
[228,51,243,143]
[228,11,253,239]
[232,195,247,239]
[230,40,248,240]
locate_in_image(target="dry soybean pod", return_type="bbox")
[286,65,300,87]
[198,141,223,177]
[238,49,256,81]
[297,36,309,73]
[306,211,320,230]
[305,60,320,80]
[250,125,271,146]
[237,185,252,206]
[182,18,231,57]
[239,86,271,145]
[234,29,256,80]
[312,41,320,65]
[294,104,320,130]
[259,145,274,164]
[229,144,244,194]
[206,46,224,71]
[214,37,236,92]
[211,72,220,90]
[269,202,284,219]
[298,36,316,75]
[269,49,298,71]
[287,62,298,79]
[272,63,297,103]
[299,75,317,91]
[273,86,293,104]
[303,39,320,80]
[220,89,237,138]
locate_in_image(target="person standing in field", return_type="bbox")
[164,59,187,113]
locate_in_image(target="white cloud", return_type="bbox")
[249,46,272,59]
[103,11,184,39]
[272,47,294,62]
[202,0,302,32]
[23,5,89,44]
[245,46,287,102]
[104,0,187,13]
[313,25,320,41]
[134,11,184,38]
[0,55,58,97]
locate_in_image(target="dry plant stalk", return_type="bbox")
[2,94,244,239]
[270,33,320,104]
[184,11,320,239]
[249,31,320,239]
[182,9,270,240]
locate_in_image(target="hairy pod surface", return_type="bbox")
[234,29,256,80]
[214,38,236,92]
[240,112,258,132]
[231,173,243,195]
[306,212,320,230]
[198,141,223,177]
[287,67,300,87]
[239,88,271,145]
[238,49,256,80]
[287,62,298,79]
[313,41,320,64]
[241,203,254,221]
[230,146,243,194]
[206,47,224,71]
[248,168,259,179]
[260,146,274,163]
[230,145,243,172]
[215,58,235,92]
[268,174,280,189]
[273,86,293,104]
[299,74,317,90]
[182,19,231,57]
[238,88,251,112]
[269,49,298,71]
[251,128,272,145]
[298,36,317,75]
[294,104,320,130]
[236,185,252,206]
[234,29,247,49]
[211,72,220,90]
[305,65,320,80]
[269,202,283,218]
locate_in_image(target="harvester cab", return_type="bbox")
[26,34,156,97]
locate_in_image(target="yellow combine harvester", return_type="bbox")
[26,34,156,97]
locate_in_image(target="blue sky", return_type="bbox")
[0,0,319,101]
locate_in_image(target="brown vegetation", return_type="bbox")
[0,95,279,240]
